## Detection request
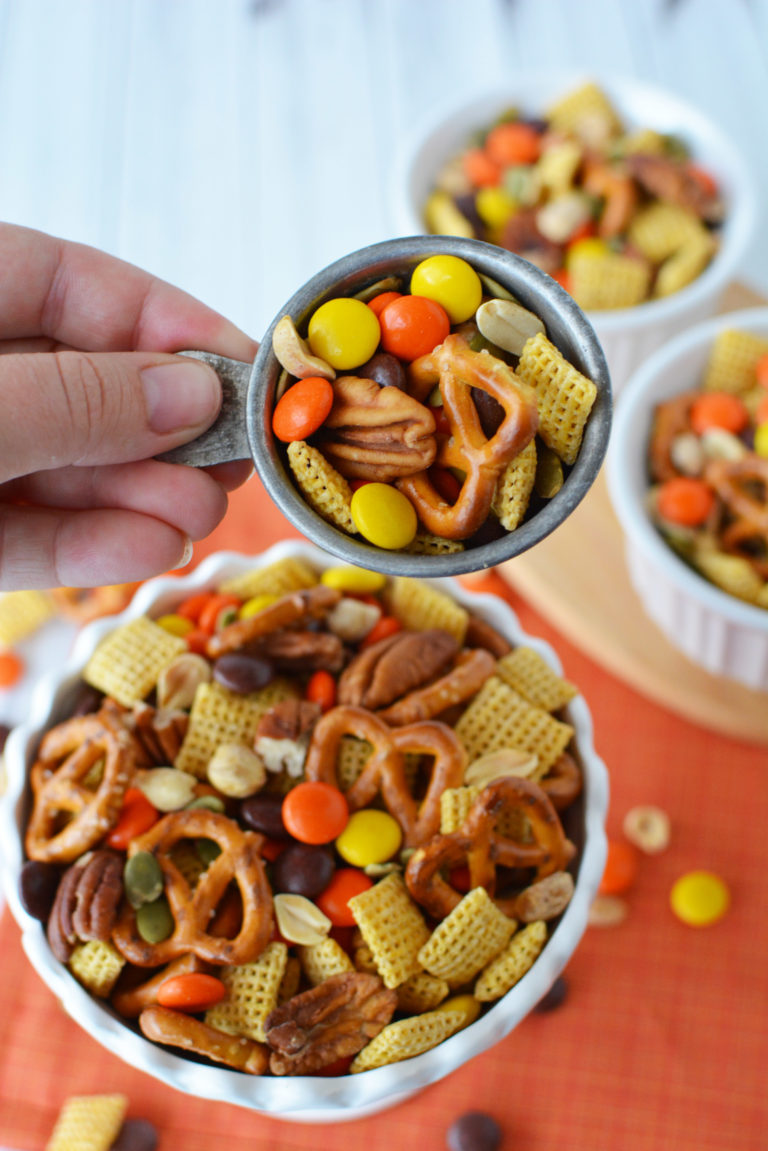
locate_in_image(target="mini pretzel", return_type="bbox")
[648,391,696,483]
[112,808,273,967]
[139,1004,269,1074]
[378,648,496,726]
[303,704,466,847]
[398,334,539,539]
[540,751,583,811]
[704,456,768,535]
[25,711,135,864]
[205,585,341,658]
[405,776,575,920]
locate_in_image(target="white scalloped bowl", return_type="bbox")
[392,73,756,396]
[0,542,608,1122]
[606,308,768,691]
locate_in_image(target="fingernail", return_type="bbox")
[142,360,221,435]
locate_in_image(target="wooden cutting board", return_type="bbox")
[500,283,768,747]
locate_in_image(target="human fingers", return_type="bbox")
[0,350,231,483]
[3,459,231,540]
[0,223,259,361]
[0,505,195,590]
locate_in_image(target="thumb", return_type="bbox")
[0,350,223,482]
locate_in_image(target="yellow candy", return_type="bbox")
[335,809,402,867]
[670,870,730,927]
[239,594,279,618]
[155,613,194,637]
[410,254,483,324]
[566,237,611,267]
[475,186,518,230]
[754,422,768,458]
[350,483,417,550]
[320,566,387,593]
[307,298,381,370]
[434,993,482,1025]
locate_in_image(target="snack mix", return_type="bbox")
[270,252,598,553]
[647,327,768,610]
[423,82,723,311]
[21,556,586,1078]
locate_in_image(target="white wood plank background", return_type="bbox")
[0,0,765,345]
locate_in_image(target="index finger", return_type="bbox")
[0,222,259,361]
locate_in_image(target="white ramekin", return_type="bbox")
[606,308,768,692]
[0,541,608,1123]
[391,73,756,396]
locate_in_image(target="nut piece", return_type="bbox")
[326,597,381,643]
[273,893,332,946]
[464,747,539,788]
[622,805,671,854]
[338,629,459,710]
[272,314,336,381]
[156,653,212,711]
[136,767,198,811]
[264,971,398,1075]
[319,376,437,481]
[511,870,574,922]
[48,851,124,962]
[207,743,267,798]
[255,699,321,778]
[476,298,546,356]
[588,894,629,928]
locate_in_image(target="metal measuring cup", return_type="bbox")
[162,236,612,577]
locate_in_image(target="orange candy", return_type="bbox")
[690,391,749,436]
[272,377,335,443]
[105,788,158,850]
[484,120,541,167]
[282,780,349,844]
[599,838,640,896]
[378,295,451,362]
[156,972,227,1012]
[0,651,25,689]
[316,868,373,926]
[656,476,715,527]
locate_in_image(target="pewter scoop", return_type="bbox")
[162,236,612,577]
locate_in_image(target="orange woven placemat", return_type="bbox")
[1,477,766,1150]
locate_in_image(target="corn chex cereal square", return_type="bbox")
[418,887,516,986]
[45,1094,127,1151]
[405,532,465,555]
[286,440,356,533]
[83,616,186,707]
[475,919,547,1001]
[219,556,319,599]
[68,940,125,998]
[348,872,431,988]
[654,229,716,298]
[440,784,482,833]
[517,333,597,466]
[350,1002,470,1072]
[385,577,468,645]
[495,646,577,713]
[205,941,288,1042]
[0,589,54,647]
[396,970,450,1014]
[175,678,298,778]
[492,439,537,530]
[628,201,703,263]
[454,675,573,772]
[297,937,355,985]
[546,82,622,143]
[568,251,651,312]
[702,328,768,395]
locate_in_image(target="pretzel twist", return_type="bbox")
[25,711,135,864]
[303,704,466,848]
[397,334,539,539]
[540,751,583,811]
[139,1005,269,1074]
[378,648,497,726]
[112,808,273,967]
[405,776,575,920]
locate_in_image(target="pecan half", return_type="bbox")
[255,698,322,778]
[47,849,124,962]
[338,629,459,710]
[255,630,345,673]
[318,376,437,481]
[626,152,724,224]
[265,971,397,1075]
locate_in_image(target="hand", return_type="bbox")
[0,224,259,590]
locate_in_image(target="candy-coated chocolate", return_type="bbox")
[335,809,402,867]
[350,483,417,549]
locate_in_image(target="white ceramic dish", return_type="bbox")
[392,73,756,395]
[606,308,768,692]
[0,542,608,1122]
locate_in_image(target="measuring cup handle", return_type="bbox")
[155,350,253,466]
